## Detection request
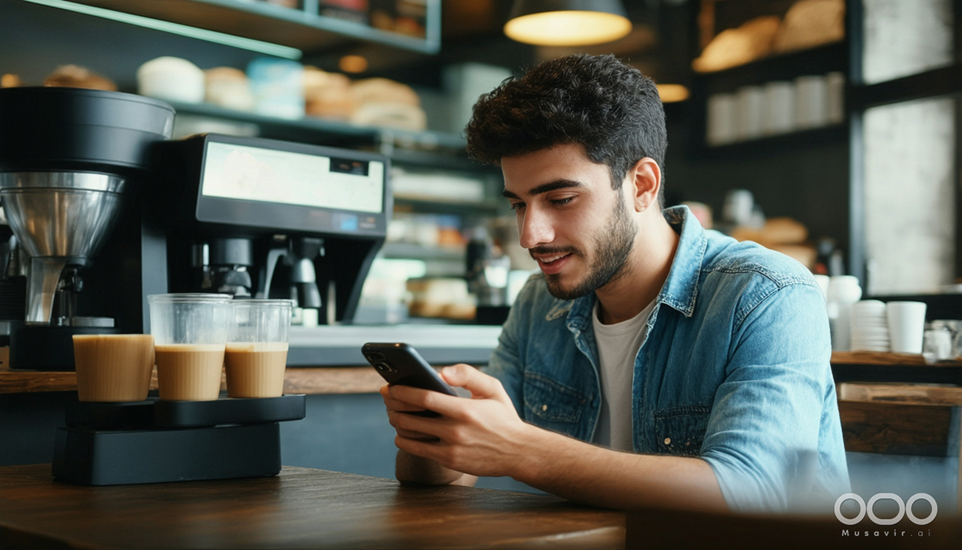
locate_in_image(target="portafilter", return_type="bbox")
[0,171,126,325]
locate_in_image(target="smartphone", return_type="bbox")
[363,343,456,417]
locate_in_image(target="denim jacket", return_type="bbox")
[487,206,850,512]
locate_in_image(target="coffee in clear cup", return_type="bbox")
[72,334,155,402]
[148,293,232,401]
[225,299,292,398]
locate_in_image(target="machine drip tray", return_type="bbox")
[53,395,306,485]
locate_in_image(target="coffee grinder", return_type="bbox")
[0,87,175,370]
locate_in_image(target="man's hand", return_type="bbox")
[382,364,727,511]
[381,364,535,480]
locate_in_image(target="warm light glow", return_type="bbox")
[339,55,369,73]
[504,11,632,46]
[656,84,690,103]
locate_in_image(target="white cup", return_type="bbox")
[735,86,764,140]
[707,93,737,145]
[886,301,927,354]
[795,75,828,129]
[762,81,796,136]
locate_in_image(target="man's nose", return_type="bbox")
[519,207,554,249]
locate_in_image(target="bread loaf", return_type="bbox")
[693,16,781,73]
[774,0,845,53]
[44,65,117,91]
[352,77,420,107]
[303,66,357,119]
[205,67,254,111]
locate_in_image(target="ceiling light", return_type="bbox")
[504,0,632,47]
[657,84,690,103]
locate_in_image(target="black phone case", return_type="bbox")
[362,343,457,417]
[362,343,457,396]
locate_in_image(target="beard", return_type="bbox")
[534,192,637,300]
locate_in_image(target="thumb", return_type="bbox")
[440,364,508,403]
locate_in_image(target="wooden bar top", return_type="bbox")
[0,365,385,395]
[0,464,624,550]
[3,351,959,395]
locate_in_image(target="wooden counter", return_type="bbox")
[0,364,384,395]
[0,464,624,550]
[4,350,960,395]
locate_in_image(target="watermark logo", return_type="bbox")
[835,493,938,526]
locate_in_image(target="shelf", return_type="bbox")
[380,242,463,262]
[701,124,848,158]
[73,0,441,54]
[168,100,483,169]
[830,352,962,386]
[831,351,962,368]
[694,42,848,94]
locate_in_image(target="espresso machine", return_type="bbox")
[0,86,175,370]
[149,133,391,328]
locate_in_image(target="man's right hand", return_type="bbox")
[379,383,474,486]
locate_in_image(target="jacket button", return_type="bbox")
[664,437,671,445]
[542,404,548,412]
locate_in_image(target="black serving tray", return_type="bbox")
[154,394,306,428]
[65,400,157,431]
[64,394,306,430]
[52,423,281,485]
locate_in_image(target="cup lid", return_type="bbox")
[231,299,294,309]
[147,293,233,303]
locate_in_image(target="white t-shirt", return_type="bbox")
[590,298,656,452]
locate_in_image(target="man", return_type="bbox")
[380,54,850,512]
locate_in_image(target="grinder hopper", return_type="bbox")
[0,172,126,324]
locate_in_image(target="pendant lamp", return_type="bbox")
[504,0,632,46]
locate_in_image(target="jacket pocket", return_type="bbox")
[522,372,589,435]
[653,405,711,457]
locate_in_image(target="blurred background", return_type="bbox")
[2,0,959,324]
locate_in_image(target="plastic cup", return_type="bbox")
[225,299,292,398]
[886,301,928,354]
[148,293,232,401]
[72,334,155,402]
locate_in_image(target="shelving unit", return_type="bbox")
[830,351,962,385]
[689,41,849,155]
[169,100,469,161]
[72,0,441,54]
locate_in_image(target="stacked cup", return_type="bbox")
[849,300,889,352]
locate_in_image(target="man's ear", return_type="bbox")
[626,157,661,212]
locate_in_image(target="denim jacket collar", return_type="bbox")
[554,205,706,335]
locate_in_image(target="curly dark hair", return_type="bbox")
[465,54,667,200]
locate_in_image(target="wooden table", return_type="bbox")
[0,464,624,550]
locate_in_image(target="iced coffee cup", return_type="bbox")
[225,299,292,398]
[148,293,232,401]
[72,334,155,402]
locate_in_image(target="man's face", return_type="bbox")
[501,144,637,300]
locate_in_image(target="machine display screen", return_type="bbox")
[201,142,385,214]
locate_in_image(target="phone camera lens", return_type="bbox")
[374,362,394,373]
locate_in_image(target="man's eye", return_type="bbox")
[509,202,525,211]
[550,197,573,206]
